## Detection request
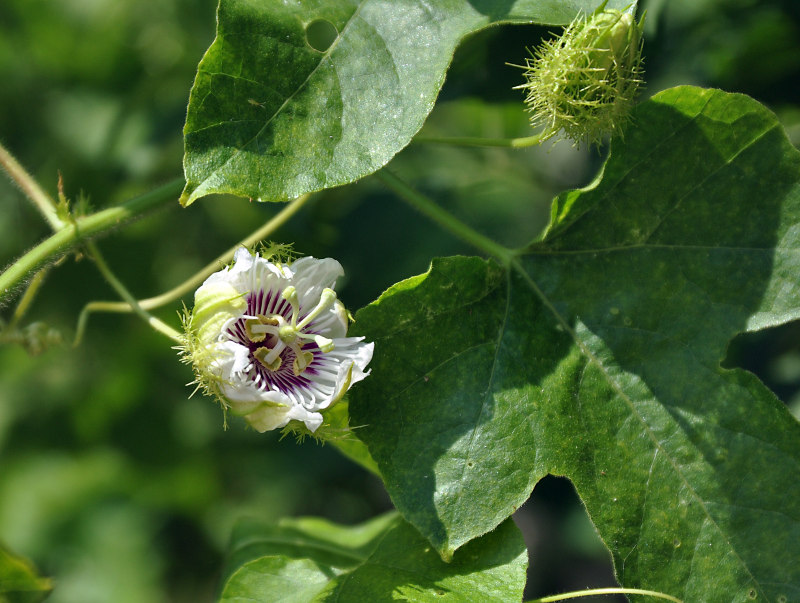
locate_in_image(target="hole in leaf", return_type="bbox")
[305,19,338,52]
[748,589,758,599]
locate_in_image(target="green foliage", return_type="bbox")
[3,0,800,601]
[350,87,800,600]
[180,0,630,205]
[0,544,51,603]
[219,513,526,602]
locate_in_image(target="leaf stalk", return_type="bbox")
[413,133,545,148]
[0,140,65,230]
[376,169,513,264]
[73,193,312,344]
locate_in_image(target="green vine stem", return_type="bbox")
[83,240,183,343]
[7,267,51,330]
[73,193,312,345]
[527,587,683,603]
[0,178,184,304]
[0,140,64,230]
[375,169,514,264]
[412,133,545,148]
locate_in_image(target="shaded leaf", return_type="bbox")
[219,512,526,602]
[350,86,800,601]
[181,0,631,205]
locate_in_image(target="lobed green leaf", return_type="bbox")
[350,86,800,601]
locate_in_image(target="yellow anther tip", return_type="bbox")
[281,285,298,302]
[315,335,335,353]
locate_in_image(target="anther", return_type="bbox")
[314,335,334,353]
[296,288,337,330]
[254,346,282,371]
[292,350,315,376]
[245,315,280,342]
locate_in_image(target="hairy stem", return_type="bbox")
[375,169,513,264]
[73,193,312,344]
[7,267,51,329]
[0,178,184,304]
[83,241,183,344]
[412,133,545,148]
[0,140,64,230]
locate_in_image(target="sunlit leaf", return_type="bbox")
[350,86,800,601]
[181,0,631,205]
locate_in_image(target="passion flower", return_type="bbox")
[180,247,373,434]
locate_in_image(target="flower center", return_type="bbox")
[243,286,337,377]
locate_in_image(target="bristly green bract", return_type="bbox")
[515,6,645,146]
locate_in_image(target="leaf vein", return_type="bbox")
[511,258,763,591]
[643,122,782,244]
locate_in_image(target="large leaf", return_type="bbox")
[180,0,632,205]
[350,86,800,601]
[219,512,526,602]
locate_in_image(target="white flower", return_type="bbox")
[181,247,373,433]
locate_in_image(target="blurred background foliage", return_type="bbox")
[0,0,799,601]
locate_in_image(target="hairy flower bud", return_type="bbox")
[515,5,645,146]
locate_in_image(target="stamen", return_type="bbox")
[296,288,337,330]
[245,315,281,342]
[314,335,335,353]
[293,331,334,353]
[264,339,286,364]
[281,286,300,327]
[292,350,315,376]
[253,346,282,371]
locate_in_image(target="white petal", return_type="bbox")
[217,340,251,376]
[230,395,324,433]
[306,338,374,411]
[289,257,344,308]
[341,340,374,387]
[299,411,324,432]
[309,299,349,339]
[236,398,293,432]
[224,388,288,412]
